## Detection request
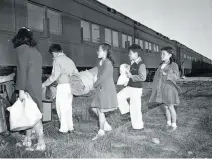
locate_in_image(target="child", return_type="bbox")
[117,44,146,130]
[149,46,181,131]
[91,43,118,140]
[42,44,78,133]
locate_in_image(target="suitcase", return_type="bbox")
[42,100,52,122]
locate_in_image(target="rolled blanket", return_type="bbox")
[70,67,98,96]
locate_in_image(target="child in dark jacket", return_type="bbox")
[149,46,181,131]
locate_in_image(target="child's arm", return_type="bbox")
[131,64,147,82]
[43,59,61,87]
[167,63,180,81]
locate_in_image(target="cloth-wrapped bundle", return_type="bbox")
[117,63,130,86]
[70,67,98,96]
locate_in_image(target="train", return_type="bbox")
[0,0,212,82]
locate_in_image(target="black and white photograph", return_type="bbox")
[0,0,212,158]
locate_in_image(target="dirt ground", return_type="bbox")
[1,79,212,158]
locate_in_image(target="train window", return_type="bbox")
[81,20,91,42]
[122,34,127,48]
[105,28,112,45]
[184,54,186,59]
[0,0,15,31]
[145,41,149,53]
[153,44,157,52]
[112,31,119,47]
[149,43,152,53]
[156,45,159,52]
[27,2,45,32]
[128,36,132,46]
[140,40,143,49]
[92,24,100,43]
[47,9,62,35]
[135,38,139,45]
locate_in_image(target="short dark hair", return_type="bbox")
[12,27,37,48]
[128,44,141,54]
[49,44,63,54]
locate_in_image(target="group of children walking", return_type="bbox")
[1,27,181,151]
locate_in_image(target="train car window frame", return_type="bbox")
[122,34,127,49]
[92,24,100,43]
[134,38,143,50]
[140,40,143,50]
[81,20,91,43]
[149,42,152,53]
[27,2,45,32]
[47,8,62,35]
[156,45,159,52]
[153,44,157,52]
[128,36,132,47]
[145,41,149,53]
[135,38,139,45]
[112,30,119,48]
[0,0,15,31]
[105,28,112,45]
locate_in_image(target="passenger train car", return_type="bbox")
[0,0,211,82]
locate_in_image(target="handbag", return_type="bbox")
[7,92,42,131]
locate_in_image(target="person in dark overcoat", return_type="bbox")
[12,27,45,151]
[149,46,181,131]
[91,43,118,140]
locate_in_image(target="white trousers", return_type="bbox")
[56,84,73,132]
[117,87,143,129]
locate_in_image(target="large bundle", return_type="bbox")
[70,67,98,96]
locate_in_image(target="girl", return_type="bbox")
[149,46,181,131]
[12,27,46,150]
[91,43,118,140]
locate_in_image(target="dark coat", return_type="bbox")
[91,59,118,112]
[16,44,43,113]
[149,62,181,105]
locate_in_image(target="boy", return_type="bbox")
[117,44,146,130]
[42,44,78,133]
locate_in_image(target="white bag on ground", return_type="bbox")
[7,92,42,131]
[117,64,130,86]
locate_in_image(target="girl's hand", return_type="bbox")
[162,72,167,76]
[126,71,132,78]
[42,83,46,89]
[19,90,25,101]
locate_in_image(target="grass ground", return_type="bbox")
[1,80,212,158]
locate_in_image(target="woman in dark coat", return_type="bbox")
[91,43,118,140]
[149,46,181,131]
[12,27,45,150]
